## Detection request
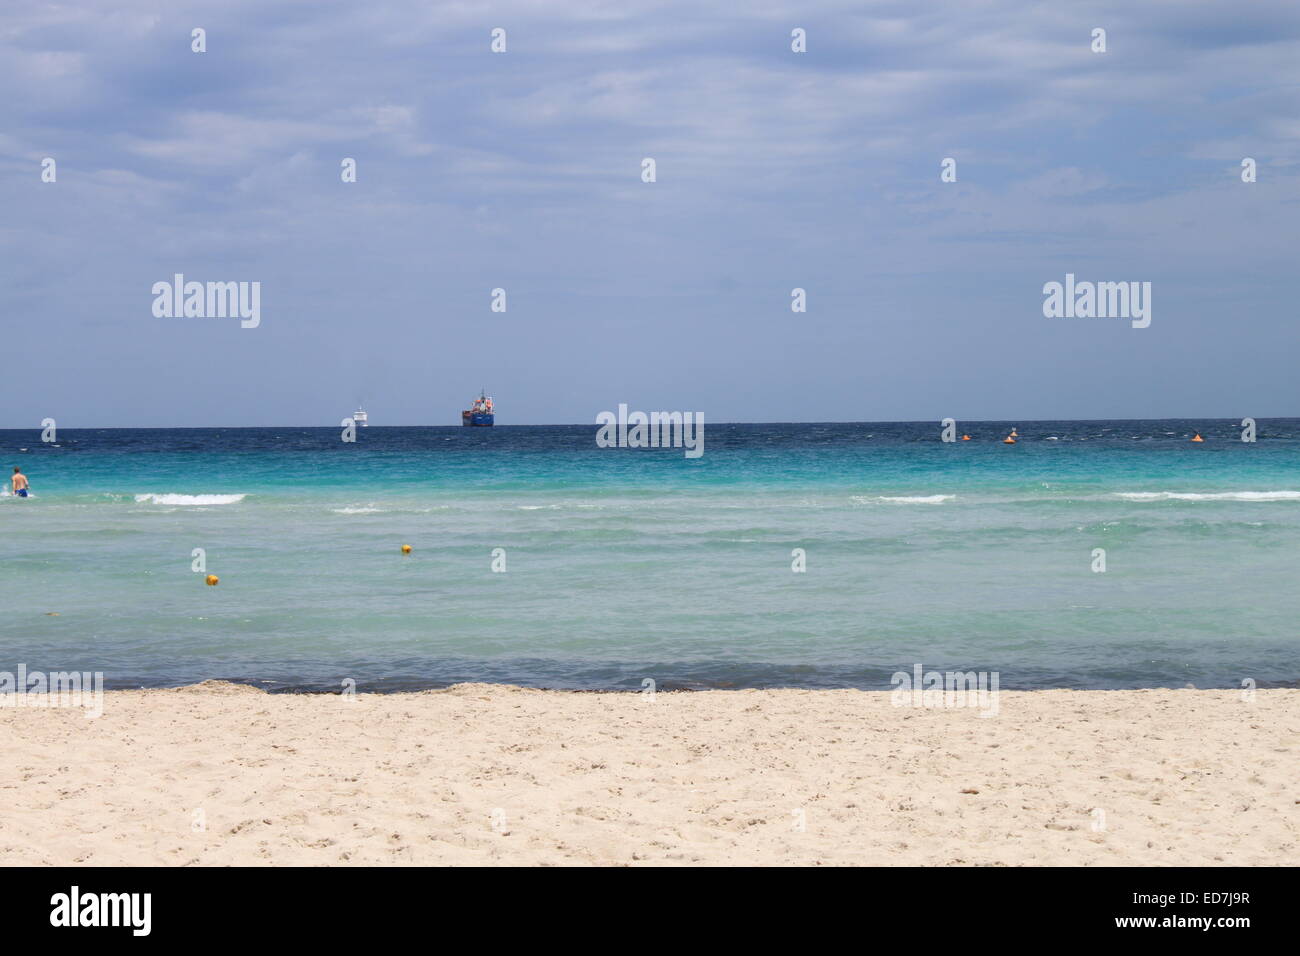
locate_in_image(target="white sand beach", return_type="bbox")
[1,683,1294,866]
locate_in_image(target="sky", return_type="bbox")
[2,0,1298,426]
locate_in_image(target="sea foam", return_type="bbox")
[1114,491,1300,502]
[856,494,955,504]
[134,493,246,505]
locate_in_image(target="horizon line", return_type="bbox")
[0,415,1283,431]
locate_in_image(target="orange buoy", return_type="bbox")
[1003,437,1016,444]
[961,435,971,441]
[1191,433,1204,442]
[205,574,219,586]
[401,544,412,554]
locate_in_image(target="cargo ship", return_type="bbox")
[462,391,495,426]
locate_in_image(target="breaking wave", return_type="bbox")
[854,494,955,504]
[134,493,247,505]
[1113,491,1300,502]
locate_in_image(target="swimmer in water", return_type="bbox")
[10,466,29,497]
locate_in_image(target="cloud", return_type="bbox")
[3,0,1300,424]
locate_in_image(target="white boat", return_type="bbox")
[352,406,368,426]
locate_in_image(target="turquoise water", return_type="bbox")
[2,421,1298,690]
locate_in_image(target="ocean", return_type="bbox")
[2,420,1297,691]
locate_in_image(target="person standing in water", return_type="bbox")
[10,466,29,497]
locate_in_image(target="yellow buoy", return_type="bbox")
[401,544,412,554]
[205,574,219,586]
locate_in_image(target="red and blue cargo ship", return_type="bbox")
[461,392,495,426]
